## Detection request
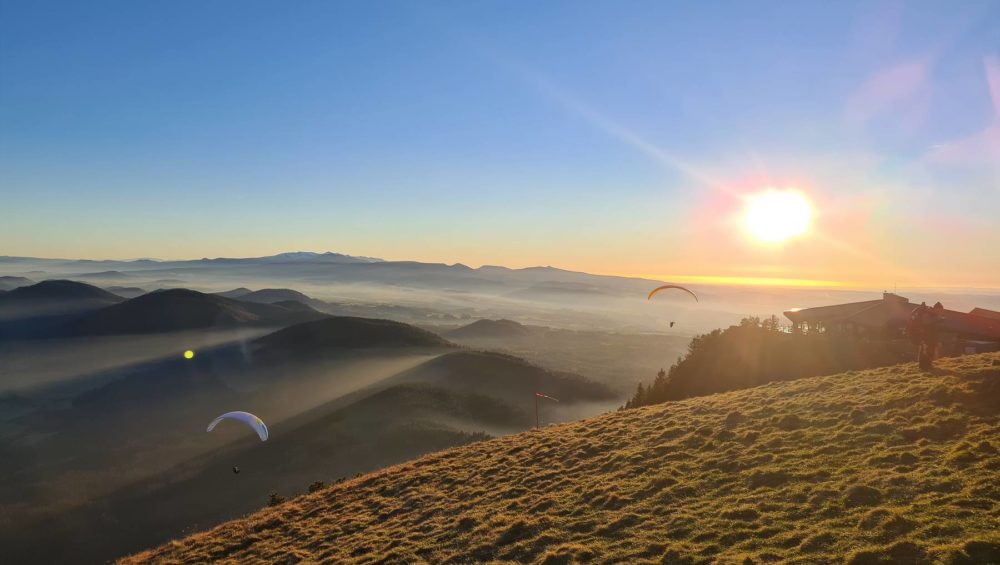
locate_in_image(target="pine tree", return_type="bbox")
[267,492,285,507]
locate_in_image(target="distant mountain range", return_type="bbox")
[0,250,384,266]
[0,251,683,333]
[0,251,662,297]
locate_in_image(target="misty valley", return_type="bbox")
[0,254,698,563]
[2,253,999,562]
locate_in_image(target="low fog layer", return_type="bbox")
[4,253,997,335]
[0,272,686,562]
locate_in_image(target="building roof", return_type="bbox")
[783,299,884,323]
[784,293,1000,340]
[970,307,1000,321]
[842,299,916,328]
[938,309,1000,338]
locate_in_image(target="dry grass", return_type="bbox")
[120,353,1000,564]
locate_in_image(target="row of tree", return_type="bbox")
[625,315,913,409]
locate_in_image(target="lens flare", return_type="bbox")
[742,189,814,243]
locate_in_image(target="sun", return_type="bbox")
[742,189,814,243]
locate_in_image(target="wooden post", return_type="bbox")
[535,394,539,429]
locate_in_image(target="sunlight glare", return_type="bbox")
[742,189,814,243]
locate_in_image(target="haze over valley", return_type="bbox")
[0,254,690,562]
[3,2,998,562]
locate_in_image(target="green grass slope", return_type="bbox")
[122,353,1000,565]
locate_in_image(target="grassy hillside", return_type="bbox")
[443,326,690,397]
[2,384,515,564]
[123,353,1000,564]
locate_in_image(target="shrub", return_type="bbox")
[880,515,917,539]
[844,485,882,508]
[857,508,892,529]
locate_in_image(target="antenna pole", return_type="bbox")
[535,394,539,429]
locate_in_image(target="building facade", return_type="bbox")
[783,293,1000,356]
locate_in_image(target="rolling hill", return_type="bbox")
[123,353,1000,564]
[232,288,331,311]
[0,279,122,304]
[251,316,454,356]
[216,287,253,299]
[0,275,33,291]
[387,350,615,405]
[0,279,124,321]
[65,288,326,335]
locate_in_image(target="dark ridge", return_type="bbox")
[106,286,147,299]
[65,288,325,336]
[1,279,122,302]
[253,316,454,354]
[215,288,252,299]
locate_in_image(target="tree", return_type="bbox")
[762,315,782,332]
[267,492,285,507]
[624,314,909,409]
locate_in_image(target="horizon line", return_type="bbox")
[3,251,998,292]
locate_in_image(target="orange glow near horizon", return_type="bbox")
[635,274,848,288]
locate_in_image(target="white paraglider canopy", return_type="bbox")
[206,411,268,441]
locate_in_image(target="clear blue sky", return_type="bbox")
[1,1,998,285]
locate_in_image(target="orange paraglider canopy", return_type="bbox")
[647,284,698,302]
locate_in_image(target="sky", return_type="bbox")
[1,1,998,288]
